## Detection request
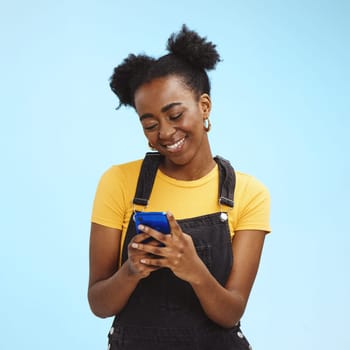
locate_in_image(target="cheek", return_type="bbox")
[143,131,157,145]
[183,107,203,129]
[188,113,205,131]
[143,131,152,140]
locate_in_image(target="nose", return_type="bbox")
[158,121,175,139]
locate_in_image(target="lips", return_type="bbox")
[163,137,185,152]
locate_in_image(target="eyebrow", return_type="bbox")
[139,102,182,121]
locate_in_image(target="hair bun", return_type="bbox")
[110,54,155,107]
[166,24,220,71]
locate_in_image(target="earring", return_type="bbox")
[148,142,156,150]
[203,118,211,132]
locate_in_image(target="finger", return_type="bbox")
[131,241,167,257]
[131,259,161,276]
[148,239,163,247]
[166,212,182,238]
[132,232,151,243]
[138,224,168,244]
[140,256,166,267]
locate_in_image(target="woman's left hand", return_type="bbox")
[131,212,204,283]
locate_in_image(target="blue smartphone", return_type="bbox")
[133,211,170,234]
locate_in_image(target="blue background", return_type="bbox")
[1,1,349,349]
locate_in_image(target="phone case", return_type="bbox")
[133,211,170,234]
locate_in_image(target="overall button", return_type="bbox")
[220,212,228,222]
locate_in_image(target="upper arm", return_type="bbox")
[88,222,122,288]
[225,230,266,304]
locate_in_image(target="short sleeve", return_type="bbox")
[91,167,127,229]
[234,176,271,233]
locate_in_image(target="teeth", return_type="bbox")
[166,138,185,150]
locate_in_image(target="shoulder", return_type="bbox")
[235,171,269,196]
[215,155,269,200]
[95,159,144,197]
[100,159,143,182]
[232,171,271,233]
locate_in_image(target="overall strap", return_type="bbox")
[214,155,236,208]
[132,152,235,209]
[121,152,162,264]
[132,152,163,207]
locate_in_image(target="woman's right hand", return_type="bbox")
[126,233,162,279]
[88,223,161,318]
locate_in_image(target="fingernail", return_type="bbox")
[131,243,138,248]
[138,224,144,231]
[140,259,146,264]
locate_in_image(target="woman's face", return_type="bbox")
[134,75,211,168]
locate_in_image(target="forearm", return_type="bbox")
[88,261,140,318]
[191,263,246,328]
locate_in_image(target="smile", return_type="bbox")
[165,137,185,152]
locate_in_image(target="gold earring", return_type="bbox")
[203,118,211,132]
[148,142,156,150]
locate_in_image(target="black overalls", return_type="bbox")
[108,153,252,350]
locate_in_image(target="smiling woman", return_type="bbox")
[134,76,213,176]
[88,24,271,350]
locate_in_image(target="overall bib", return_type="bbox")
[108,153,252,350]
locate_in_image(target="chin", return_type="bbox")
[165,152,195,167]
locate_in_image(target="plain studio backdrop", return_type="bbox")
[0,1,349,349]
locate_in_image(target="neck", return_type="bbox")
[160,153,216,181]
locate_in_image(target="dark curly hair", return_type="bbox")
[110,25,221,109]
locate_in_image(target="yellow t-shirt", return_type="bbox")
[91,158,271,248]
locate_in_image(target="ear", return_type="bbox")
[199,93,211,119]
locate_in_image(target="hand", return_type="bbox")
[126,232,161,279]
[131,212,205,283]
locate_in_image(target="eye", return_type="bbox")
[143,122,158,131]
[169,112,183,121]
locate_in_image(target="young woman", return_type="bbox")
[89,25,271,350]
